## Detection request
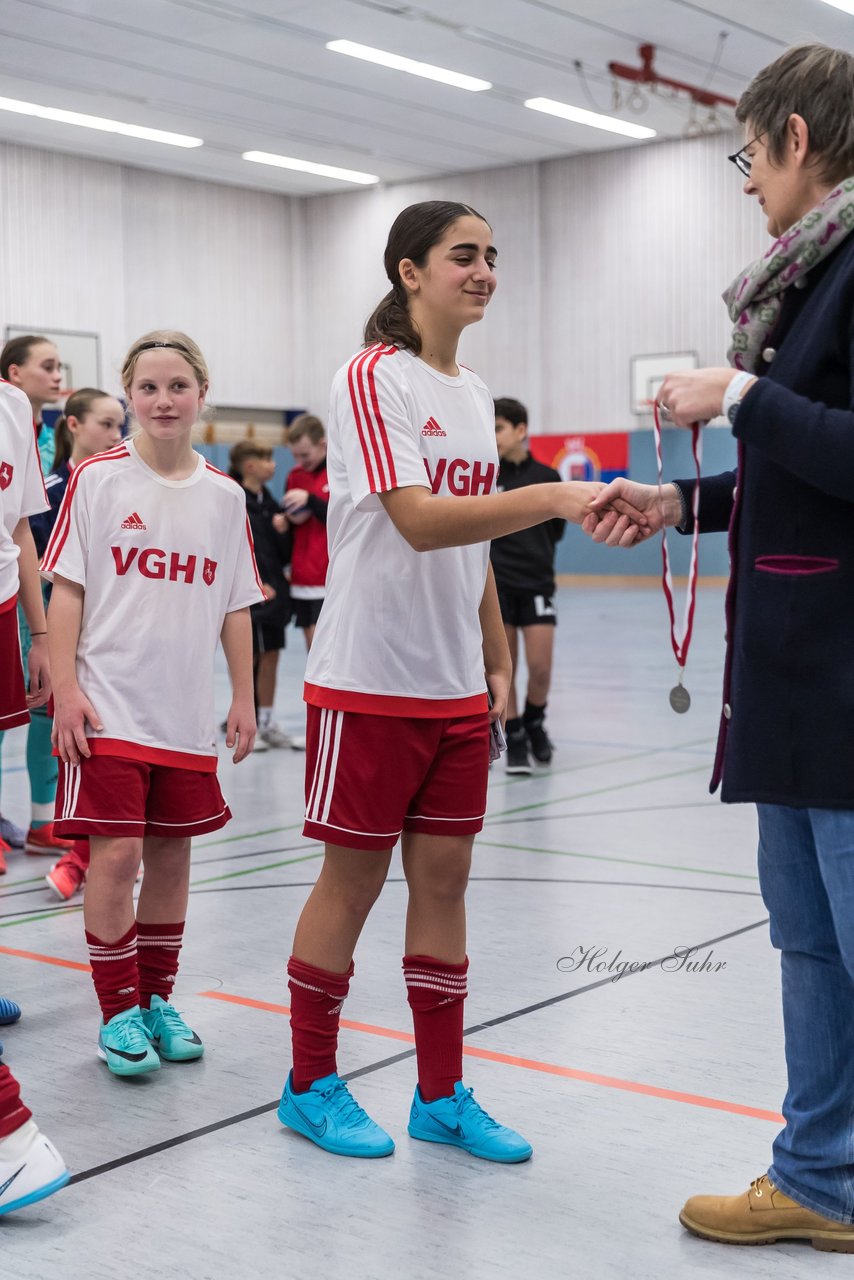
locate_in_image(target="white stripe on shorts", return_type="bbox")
[306,709,343,824]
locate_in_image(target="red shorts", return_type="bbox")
[0,600,28,731]
[303,706,489,851]
[54,755,231,840]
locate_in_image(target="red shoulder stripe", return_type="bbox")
[41,447,130,572]
[244,515,264,593]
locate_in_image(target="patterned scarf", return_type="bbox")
[723,176,854,372]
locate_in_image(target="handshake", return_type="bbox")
[569,366,741,547]
[579,478,685,548]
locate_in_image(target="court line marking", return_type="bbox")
[0,850,327,927]
[65,915,771,1185]
[0,884,767,975]
[487,738,713,790]
[0,942,90,971]
[485,763,711,821]
[200,991,782,1124]
[477,839,759,881]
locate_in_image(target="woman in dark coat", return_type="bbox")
[588,44,854,1252]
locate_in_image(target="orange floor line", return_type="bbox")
[197,989,784,1124]
[0,943,91,972]
[199,990,417,1043]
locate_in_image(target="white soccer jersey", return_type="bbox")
[305,344,498,717]
[0,381,48,609]
[41,438,264,769]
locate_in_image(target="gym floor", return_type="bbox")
[0,586,832,1278]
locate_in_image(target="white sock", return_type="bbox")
[258,706,273,730]
[0,1118,38,1160]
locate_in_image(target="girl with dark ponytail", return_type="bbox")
[279,200,643,1164]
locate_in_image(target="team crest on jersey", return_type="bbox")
[0,461,12,490]
[202,557,217,586]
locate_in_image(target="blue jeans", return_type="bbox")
[758,803,854,1223]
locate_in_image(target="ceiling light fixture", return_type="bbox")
[327,39,491,92]
[525,96,656,140]
[242,150,379,185]
[0,95,203,147]
[817,0,854,14]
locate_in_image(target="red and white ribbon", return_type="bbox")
[653,401,702,675]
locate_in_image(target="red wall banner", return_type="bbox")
[528,432,629,484]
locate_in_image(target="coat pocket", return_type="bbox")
[754,555,840,576]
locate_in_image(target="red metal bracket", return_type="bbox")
[609,43,737,109]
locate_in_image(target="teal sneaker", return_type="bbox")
[278,1071,394,1158]
[97,1006,160,1077]
[141,996,204,1062]
[408,1081,533,1163]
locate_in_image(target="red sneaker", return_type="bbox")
[0,838,8,875]
[24,824,75,857]
[45,856,86,901]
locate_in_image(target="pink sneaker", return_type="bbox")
[45,857,86,901]
[24,824,75,857]
[0,838,8,876]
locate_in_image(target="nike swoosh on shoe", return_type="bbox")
[106,1046,150,1062]
[0,1166,24,1197]
[430,1117,464,1138]
[292,1103,328,1137]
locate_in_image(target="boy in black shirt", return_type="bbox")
[229,441,298,750]
[490,398,566,773]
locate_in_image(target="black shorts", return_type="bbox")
[292,598,324,629]
[252,619,286,655]
[497,587,557,628]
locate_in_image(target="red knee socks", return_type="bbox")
[404,953,469,1102]
[0,1064,32,1141]
[85,923,139,1022]
[287,956,353,1092]
[137,920,185,1009]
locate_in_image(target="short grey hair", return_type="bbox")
[736,44,854,184]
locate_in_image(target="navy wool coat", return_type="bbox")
[674,233,854,808]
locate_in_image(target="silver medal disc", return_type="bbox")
[669,684,691,714]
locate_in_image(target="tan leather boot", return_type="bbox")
[680,1174,854,1252]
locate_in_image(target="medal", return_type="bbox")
[654,402,702,713]
[669,681,691,714]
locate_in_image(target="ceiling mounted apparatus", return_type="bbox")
[608,43,737,109]
[608,42,736,137]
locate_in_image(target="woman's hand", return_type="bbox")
[658,368,737,427]
[226,695,257,763]
[52,684,103,765]
[272,512,288,534]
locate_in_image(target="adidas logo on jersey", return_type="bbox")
[421,417,447,437]
[120,512,146,530]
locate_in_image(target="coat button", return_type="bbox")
[762,347,776,362]
[795,277,808,289]
[723,703,732,720]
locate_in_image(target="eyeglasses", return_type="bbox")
[728,134,762,178]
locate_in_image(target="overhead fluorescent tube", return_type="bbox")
[525,96,656,140]
[817,1,854,14]
[0,95,203,147]
[243,150,379,185]
[327,39,491,92]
